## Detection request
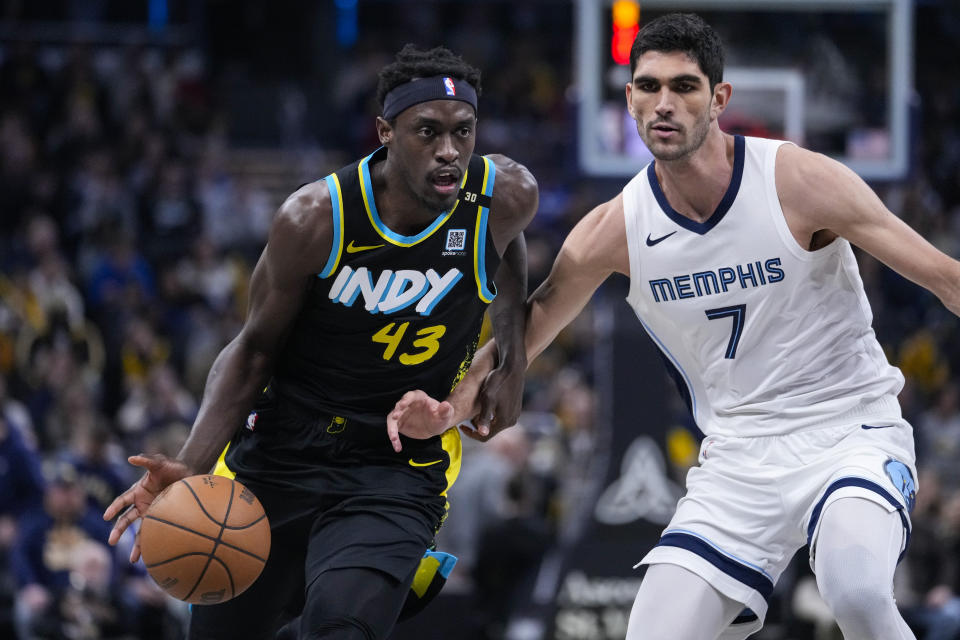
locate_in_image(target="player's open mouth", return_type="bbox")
[431,171,460,194]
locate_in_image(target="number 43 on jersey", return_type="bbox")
[373,322,446,365]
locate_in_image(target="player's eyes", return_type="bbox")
[417,128,434,137]
[457,127,472,137]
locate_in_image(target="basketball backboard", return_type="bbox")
[576,0,913,181]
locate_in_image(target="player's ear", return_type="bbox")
[376,116,394,145]
[711,81,732,120]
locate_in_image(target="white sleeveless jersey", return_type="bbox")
[623,135,904,437]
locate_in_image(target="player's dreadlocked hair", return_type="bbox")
[376,44,482,109]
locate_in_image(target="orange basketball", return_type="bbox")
[139,475,271,605]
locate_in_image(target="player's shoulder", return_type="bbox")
[478,154,538,251]
[483,153,538,214]
[774,142,841,181]
[774,142,854,206]
[570,194,626,248]
[575,194,627,254]
[564,193,629,275]
[484,153,535,181]
[273,180,331,233]
[586,192,625,226]
[268,180,334,260]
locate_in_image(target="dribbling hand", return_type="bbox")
[102,453,191,563]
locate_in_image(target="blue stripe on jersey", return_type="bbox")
[634,313,696,417]
[474,156,497,302]
[647,135,745,235]
[359,149,455,246]
[806,477,911,560]
[481,156,496,197]
[320,174,345,278]
[657,530,775,599]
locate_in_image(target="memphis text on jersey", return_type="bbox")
[649,258,784,303]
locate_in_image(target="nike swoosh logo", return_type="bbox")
[346,240,385,253]
[408,458,443,467]
[861,424,895,430]
[646,231,677,247]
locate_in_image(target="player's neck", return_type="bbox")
[370,158,445,235]
[654,130,735,223]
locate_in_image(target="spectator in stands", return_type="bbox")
[10,459,112,638]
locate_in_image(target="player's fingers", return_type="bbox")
[470,410,490,437]
[476,372,502,434]
[109,504,143,546]
[392,392,416,413]
[474,404,492,437]
[127,453,163,470]
[473,399,491,435]
[387,414,403,453]
[459,424,489,442]
[103,487,135,521]
[436,401,455,423]
[129,538,141,564]
[395,389,427,413]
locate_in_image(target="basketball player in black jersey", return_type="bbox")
[103,45,538,640]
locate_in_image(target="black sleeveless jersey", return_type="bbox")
[270,147,501,423]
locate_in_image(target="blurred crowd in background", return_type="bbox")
[2,1,960,639]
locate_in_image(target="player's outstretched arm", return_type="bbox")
[524,195,627,363]
[473,234,527,434]
[475,155,539,437]
[776,144,960,315]
[104,182,333,554]
[388,195,627,448]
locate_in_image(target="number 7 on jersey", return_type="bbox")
[705,304,747,359]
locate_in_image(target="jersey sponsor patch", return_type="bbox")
[445,229,467,251]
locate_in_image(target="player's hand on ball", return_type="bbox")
[103,453,191,562]
[387,390,456,452]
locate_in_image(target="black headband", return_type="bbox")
[382,75,478,120]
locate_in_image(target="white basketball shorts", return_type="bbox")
[636,418,917,638]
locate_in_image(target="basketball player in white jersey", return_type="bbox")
[386,12,960,640]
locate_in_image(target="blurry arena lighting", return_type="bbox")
[148,0,167,32]
[335,0,358,47]
[611,0,640,65]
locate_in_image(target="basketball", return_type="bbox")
[139,475,271,605]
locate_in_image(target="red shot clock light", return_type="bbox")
[611,0,640,66]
